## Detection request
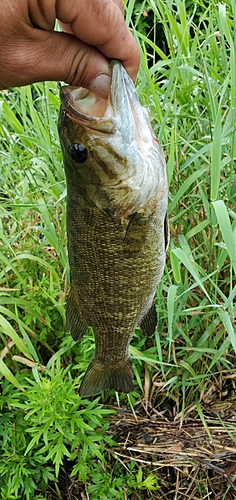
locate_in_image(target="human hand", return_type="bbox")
[0,0,140,97]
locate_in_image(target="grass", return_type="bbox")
[0,0,235,498]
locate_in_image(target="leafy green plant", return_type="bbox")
[0,365,114,498]
[86,460,159,499]
[127,465,159,492]
[0,383,56,499]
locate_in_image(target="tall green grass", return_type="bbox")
[0,0,235,497]
[126,1,236,411]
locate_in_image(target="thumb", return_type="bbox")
[0,30,111,97]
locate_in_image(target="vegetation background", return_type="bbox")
[0,0,235,498]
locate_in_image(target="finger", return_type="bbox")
[59,0,124,34]
[58,21,73,35]
[111,0,124,14]
[56,0,140,81]
[0,31,111,97]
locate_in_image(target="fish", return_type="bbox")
[58,60,168,397]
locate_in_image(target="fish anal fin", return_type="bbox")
[139,301,157,337]
[79,358,134,397]
[66,286,88,341]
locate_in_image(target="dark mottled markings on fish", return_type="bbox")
[91,143,126,180]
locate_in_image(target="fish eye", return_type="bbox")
[68,144,88,163]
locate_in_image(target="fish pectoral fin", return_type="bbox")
[79,358,134,397]
[122,213,149,256]
[139,301,157,337]
[66,286,88,341]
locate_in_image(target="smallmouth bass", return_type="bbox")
[58,60,168,397]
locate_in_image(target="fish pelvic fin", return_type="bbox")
[139,301,157,337]
[79,358,134,397]
[66,286,88,341]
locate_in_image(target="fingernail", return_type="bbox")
[88,74,111,99]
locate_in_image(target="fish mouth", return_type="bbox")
[60,60,154,152]
[60,86,109,118]
[59,61,119,134]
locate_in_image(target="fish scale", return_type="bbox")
[68,206,163,363]
[58,60,168,397]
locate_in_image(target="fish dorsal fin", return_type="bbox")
[66,285,88,341]
[139,301,157,337]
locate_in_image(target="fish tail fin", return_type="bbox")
[79,358,134,397]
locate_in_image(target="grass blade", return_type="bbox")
[0,314,34,360]
[0,358,25,391]
[167,285,178,361]
[172,248,212,303]
[212,200,236,275]
[210,110,222,201]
